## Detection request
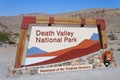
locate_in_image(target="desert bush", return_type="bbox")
[9,33,19,41]
[0,31,11,43]
[107,34,117,40]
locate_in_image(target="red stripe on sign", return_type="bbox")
[96,19,105,30]
[81,18,85,27]
[21,16,36,30]
[49,17,54,24]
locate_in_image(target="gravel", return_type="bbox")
[0,46,120,80]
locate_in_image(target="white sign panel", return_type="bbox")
[25,26,100,66]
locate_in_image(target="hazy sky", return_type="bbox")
[0,0,120,16]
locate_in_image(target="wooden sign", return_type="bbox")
[14,16,107,68]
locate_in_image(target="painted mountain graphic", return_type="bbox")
[90,33,99,41]
[26,39,101,66]
[26,47,47,56]
[27,45,76,57]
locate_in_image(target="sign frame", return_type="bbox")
[14,16,107,68]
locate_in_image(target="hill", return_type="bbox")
[0,8,120,32]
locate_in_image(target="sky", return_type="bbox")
[0,0,120,16]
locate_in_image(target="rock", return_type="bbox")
[70,58,80,66]
[26,68,31,74]
[7,67,13,77]
[110,61,116,67]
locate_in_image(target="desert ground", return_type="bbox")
[0,33,120,80]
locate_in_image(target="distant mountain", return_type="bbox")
[90,33,99,41]
[0,16,22,32]
[0,8,120,32]
[0,23,10,32]
[27,47,47,56]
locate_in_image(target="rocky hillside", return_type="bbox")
[58,8,120,32]
[0,8,120,32]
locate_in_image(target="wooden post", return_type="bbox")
[14,29,27,68]
[14,16,36,68]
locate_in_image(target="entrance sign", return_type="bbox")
[14,16,107,68]
[25,26,100,66]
